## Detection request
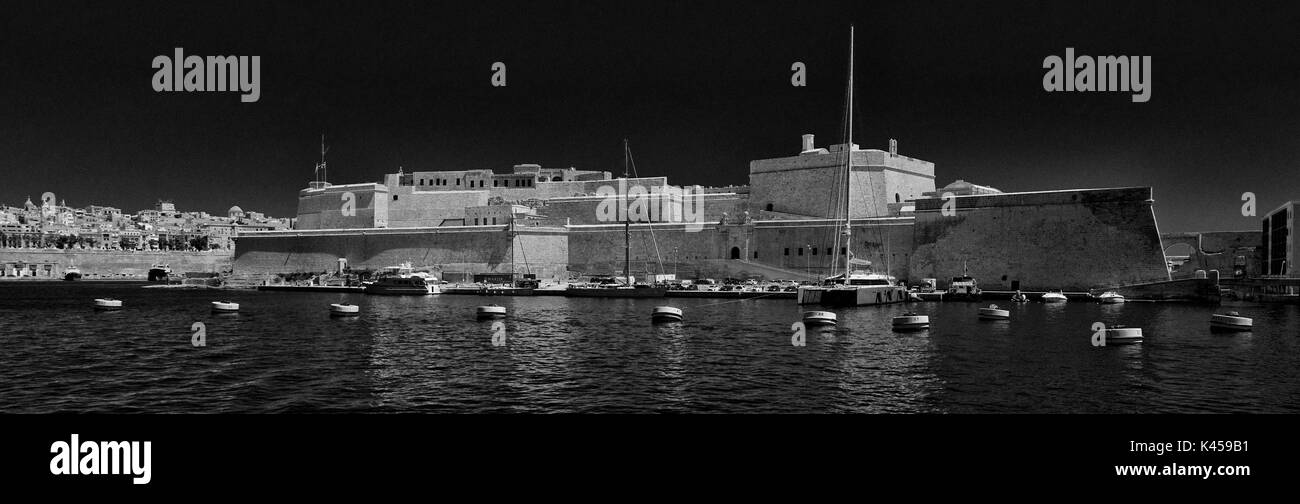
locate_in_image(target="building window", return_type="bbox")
[753,251,758,259]
[826,247,831,255]
[784,248,790,256]
[766,203,774,211]
[895,193,901,203]
[841,247,846,255]
[456,179,460,186]
[393,195,398,201]
[492,217,497,225]
[419,179,424,186]
[812,248,817,255]
[798,248,804,256]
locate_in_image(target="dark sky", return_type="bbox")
[3,0,1297,232]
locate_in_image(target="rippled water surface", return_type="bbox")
[2,282,1298,413]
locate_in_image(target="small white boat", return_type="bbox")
[1210,312,1253,332]
[1103,326,1143,344]
[651,306,684,323]
[329,303,360,316]
[802,310,837,326]
[477,305,507,319]
[977,304,1010,320]
[211,301,240,313]
[93,298,123,310]
[1097,291,1125,304]
[892,312,930,331]
[1041,290,1068,303]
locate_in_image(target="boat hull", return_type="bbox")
[797,285,908,306]
[801,311,838,325]
[329,304,361,316]
[651,306,684,323]
[1104,327,1143,344]
[889,314,930,331]
[977,308,1010,320]
[1210,314,1252,332]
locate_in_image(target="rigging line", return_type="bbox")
[515,229,532,276]
[626,142,666,274]
[689,292,783,308]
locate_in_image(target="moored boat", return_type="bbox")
[797,271,908,306]
[946,274,982,301]
[1097,291,1125,304]
[892,312,930,331]
[93,298,123,310]
[364,276,433,295]
[211,300,240,313]
[477,305,507,319]
[651,306,684,323]
[329,303,360,316]
[977,304,1010,320]
[1103,325,1143,344]
[1041,290,1068,303]
[802,310,837,326]
[1210,311,1252,332]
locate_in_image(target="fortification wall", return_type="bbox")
[232,227,568,279]
[910,187,1169,291]
[296,183,388,230]
[387,190,488,228]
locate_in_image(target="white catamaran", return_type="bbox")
[796,25,908,307]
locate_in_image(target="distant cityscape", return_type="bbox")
[0,196,293,251]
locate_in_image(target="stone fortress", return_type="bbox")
[232,133,1239,290]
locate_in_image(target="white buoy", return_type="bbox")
[892,312,930,331]
[477,305,507,319]
[330,303,360,316]
[1210,311,1253,332]
[1104,326,1143,344]
[651,306,684,323]
[802,310,837,326]
[94,298,123,310]
[978,304,1010,320]
[211,301,240,313]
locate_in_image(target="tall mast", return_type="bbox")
[842,25,854,280]
[315,134,328,185]
[623,138,631,285]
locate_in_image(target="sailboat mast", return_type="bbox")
[842,25,855,280]
[623,138,631,285]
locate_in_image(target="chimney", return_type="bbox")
[889,138,898,156]
[801,134,815,153]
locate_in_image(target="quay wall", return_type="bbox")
[910,187,1170,291]
[0,250,232,278]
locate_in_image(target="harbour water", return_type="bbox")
[2,282,1298,413]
